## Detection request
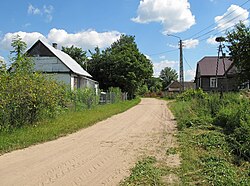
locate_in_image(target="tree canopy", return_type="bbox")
[10,35,33,73]
[62,45,88,69]
[159,67,178,88]
[88,35,153,97]
[226,22,250,83]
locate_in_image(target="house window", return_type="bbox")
[210,77,217,88]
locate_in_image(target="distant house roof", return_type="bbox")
[196,56,233,76]
[28,40,92,78]
[165,81,195,92]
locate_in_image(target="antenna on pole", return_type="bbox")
[215,36,227,94]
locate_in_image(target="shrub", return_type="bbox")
[177,88,207,101]
[69,88,99,110]
[0,72,67,130]
[108,87,122,103]
[228,120,250,161]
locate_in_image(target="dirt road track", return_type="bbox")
[0,98,178,186]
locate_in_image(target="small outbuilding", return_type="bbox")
[165,81,195,92]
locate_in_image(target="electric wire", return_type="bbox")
[148,49,178,56]
[185,0,250,40]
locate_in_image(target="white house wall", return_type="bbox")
[32,57,69,72]
[50,73,71,86]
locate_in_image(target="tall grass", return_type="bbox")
[0,98,140,154]
[169,89,250,185]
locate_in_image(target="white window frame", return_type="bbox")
[210,77,217,88]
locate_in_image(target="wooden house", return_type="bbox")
[194,56,238,91]
[27,40,98,92]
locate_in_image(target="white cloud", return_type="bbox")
[0,29,122,51]
[183,39,199,49]
[47,28,121,50]
[215,4,249,31]
[28,4,41,15]
[184,69,195,81]
[153,59,178,77]
[43,5,54,22]
[0,31,47,50]
[206,36,218,45]
[27,4,54,22]
[132,0,195,34]
[167,43,179,49]
[168,39,199,49]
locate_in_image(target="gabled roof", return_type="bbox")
[165,81,195,90]
[166,81,182,89]
[28,40,92,77]
[197,56,233,76]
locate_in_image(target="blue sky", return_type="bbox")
[0,0,249,80]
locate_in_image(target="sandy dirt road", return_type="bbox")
[0,98,178,186]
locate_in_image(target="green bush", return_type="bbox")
[108,87,122,103]
[0,72,67,131]
[177,88,208,101]
[69,88,99,110]
[228,120,250,161]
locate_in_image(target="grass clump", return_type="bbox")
[121,156,166,186]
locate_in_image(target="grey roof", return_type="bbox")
[197,56,233,76]
[39,40,92,77]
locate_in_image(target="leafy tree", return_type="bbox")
[10,35,33,73]
[159,67,178,88]
[226,22,250,83]
[89,35,153,97]
[146,77,163,92]
[0,36,67,130]
[62,45,88,69]
[0,59,6,73]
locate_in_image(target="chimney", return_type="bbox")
[52,43,57,49]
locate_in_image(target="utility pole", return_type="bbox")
[167,34,184,91]
[179,39,184,91]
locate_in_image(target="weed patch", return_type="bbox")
[169,90,250,185]
[121,157,166,186]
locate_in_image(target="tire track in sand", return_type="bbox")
[0,98,178,186]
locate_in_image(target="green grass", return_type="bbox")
[0,98,140,154]
[120,156,166,186]
[169,99,250,185]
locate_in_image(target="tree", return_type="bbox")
[226,22,250,83]
[0,59,6,73]
[10,35,33,73]
[89,35,153,97]
[159,67,178,88]
[62,45,88,69]
[146,77,163,92]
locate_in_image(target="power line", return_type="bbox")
[192,7,250,41]
[199,17,249,43]
[185,0,250,40]
[184,56,193,70]
[148,49,178,56]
